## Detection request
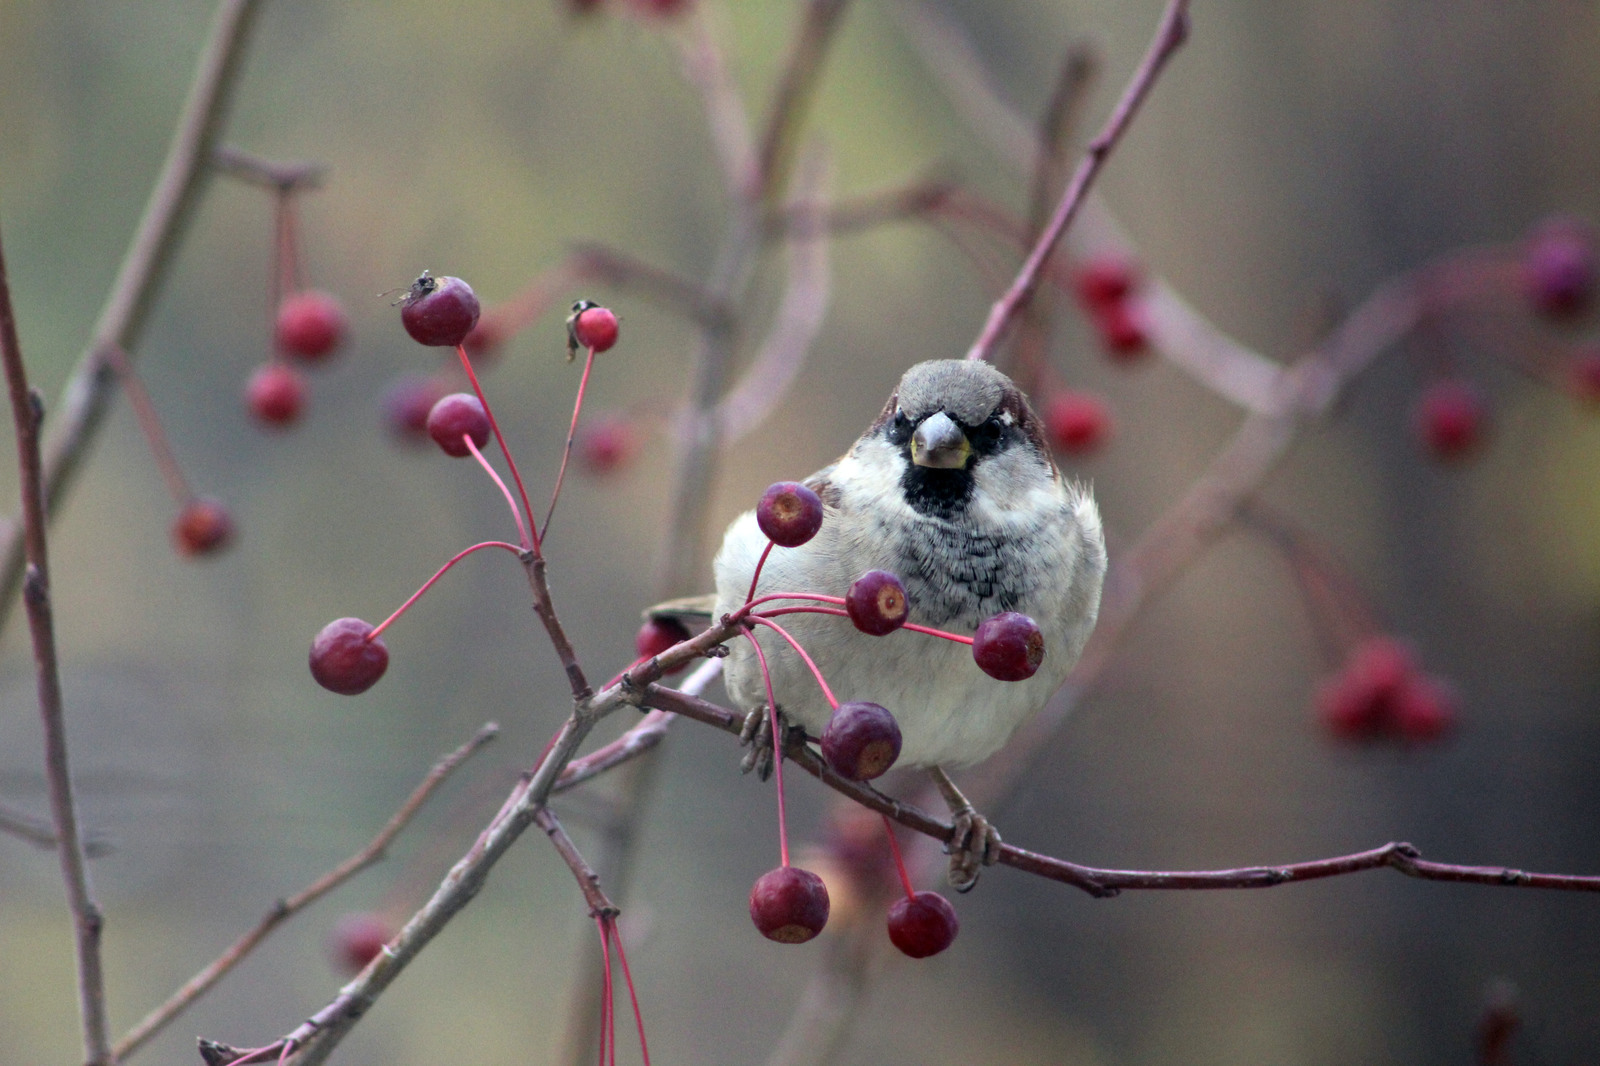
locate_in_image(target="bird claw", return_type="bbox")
[944,805,1002,892]
[740,705,797,781]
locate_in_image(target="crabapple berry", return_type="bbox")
[172,498,234,557]
[400,274,480,347]
[635,616,691,672]
[1521,216,1596,318]
[426,393,491,458]
[569,302,619,354]
[1073,257,1139,311]
[329,912,391,975]
[749,866,830,944]
[756,481,824,547]
[886,891,959,958]
[245,362,307,427]
[576,415,637,476]
[274,290,348,362]
[382,373,452,444]
[310,617,389,695]
[972,612,1045,681]
[1395,674,1458,743]
[845,570,909,635]
[821,701,902,781]
[1043,390,1112,454]
[1414,380,1487,461]
[1093,302,1149,359]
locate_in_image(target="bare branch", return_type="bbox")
[212,146,326,192]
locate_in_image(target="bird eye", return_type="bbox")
[970,416,1003,448]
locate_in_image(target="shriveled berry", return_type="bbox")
[172,498,235,557]
[400,274,481,347]
[821,701,902,781]
[576,415,637,476]
[426,393,491,458]
[1414,380,1488,461]
[1043,390,1112,454]
[845,570,908,635]
[570,302,620,354]
[329,912,391,975]
[635,616,691,671]
[1074,257,1139,311]
[246,362,307,427]
[1093,302,1149,360]
[749,866,829,944]
[1521,216,1595,318]
[381,373,452,444]
[756,481,824,547]
[972,612,1045,681]
[275,290,348,362]
[886,890,959,958]
[310,617,389,695]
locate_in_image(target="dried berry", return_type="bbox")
[756,481,824,548]
[972,612,1045,681]
[821,701,902,781]
[749,866,830,944]
[845,570,909,635]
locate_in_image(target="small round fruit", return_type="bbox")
[246,362,307,427]
[821,701,902,781]
[329,912,391,975]
[172,498,235,557]
[310,617,390,695]
[1395,674,1457,744]
[275,290,348,362]
[845,570,908,635]
[1043,390,1112,454]
[972,612,1045,681]
[381,373,452,444]
[756,481,824,547]
[749,866,830,944]
[576,415,637,476]
[1413,380,1487,461]
[1093,302,1149,360]
[1073,257,1139,311]
[1521,216,1595,318]
[571,303,620,353]
[635,616,691,670]
[426,393,491,458]
[400,274,481,347]
[886,891,959,958]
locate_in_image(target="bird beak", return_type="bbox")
[910,411,971,469]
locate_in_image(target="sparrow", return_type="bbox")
[708,358,1107,888]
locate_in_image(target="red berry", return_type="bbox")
[749,866,830,944]
[400,274,481,347]
[1093,302,1149,360]
[886,891,959,958]
[571,303,620,354]
[426,393,491,458]
[310,617,390,695]
[461,317,506,362]
[274,290,348,362]
[756,481,824,548]
[576,415,637,476]
[1394,674,1457,744]
[172,498,234,557]
[845,570,909,636]
[635,616,691,669]
[821,701,902,781]
[329,912,391,975]
[1414,380,1488,461]
[381,373,452,444]
[1043,390,1112,454]
[1074,257,1139,311]
[245,362,307,427]
[1521,216,1595,318]
[1568,347,1600,405]
[1314,637,1418,742]
[972,612,1045,681]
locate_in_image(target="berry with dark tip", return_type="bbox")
[400,274,481,347]
[635,616,691,673]
[972,612,1045,681]
[426,393,491,458]
[886,891,959,958]
[382,373,452,444]
[310,617,390,695]
[246,362,307,427]
[845,570,908,635]
[1522,216,1595,318]
[1043,390,1112,454]
[756,481,823,547]
[569,301,619,354]
[749,866,830,944]
[330,912,391,975]
[173,498,235,557]
[821,701,902,781]
[1414,380,1487,461]
[275,290,348,362]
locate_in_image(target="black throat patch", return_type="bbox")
[899,465,974,519]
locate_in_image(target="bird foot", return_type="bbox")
[740,705,802,781]
[929,766,1002,892]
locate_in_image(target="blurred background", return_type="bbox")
[2,1,1599,1063]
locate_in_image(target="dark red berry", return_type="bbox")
[845,570,909,635]
[1414,380,1488,461]
[756,481,824,547]
[1521,216,1595,318]
[381,373,452,444]
[172,498,235,557]
[1394,674,1457,744]
[635,616,691,671]
[1093,302,1149,360]
[1043,390,1112,454]
[886,891,959,958]
[749,866,830,944]
[329,912,391,975]
[576,415,637,476]
[310,617,390,695]
[1074,257,1139,311]
[821,701,902,781]
[400,274,481,347]
[426,393,491,458]
[571,304,619,353]
[1568,347,1600,405]
[275,290,348,362]
[1314,636,1426,743]
[245,362,307,427]
[972,612,1045,681]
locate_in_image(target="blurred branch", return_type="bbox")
[755,0,852,201]
[0,802,111,857]
[212,146,326,192]
[674,5,758,198]
[114,724,498,1063]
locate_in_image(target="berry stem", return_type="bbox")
[541,346,597,542]
[367,540,525,641]
[454,344,540,554]
[609,917,652,1066]
[99,344,192,506]
[744,540,776,605]
[750,603,976,645]
[748,615,840,711]
[746,590,843,610]
[742,630,792,868]
[463,434,530,550]
[594,915,614,1066]
[881,813,917,900]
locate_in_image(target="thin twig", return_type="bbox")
[113,724,498,1062]
[754,0,852,201]
[213,146,326,192]
[537,808,619,918]
[0,802,112,857]
[0,229,111,1065]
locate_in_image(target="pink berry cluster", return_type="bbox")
[1073,256,1149,360]
[1315,637,1456,744]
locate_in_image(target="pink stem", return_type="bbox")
[367,541,524,640]
[611,918,652,1066]
[463,434,529,549]
[542,346,597,542]
[743,630,792,868]
[744,540,776,605]
[881,813,916,900]
[748,615,839,711]
[454,344,540,553]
